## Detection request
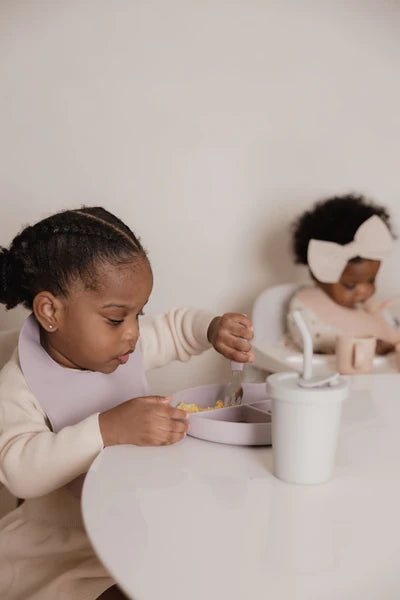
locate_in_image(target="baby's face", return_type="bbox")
[319,259,380,308]
[42,258,153,373]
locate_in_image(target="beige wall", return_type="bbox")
[1,0,400,393]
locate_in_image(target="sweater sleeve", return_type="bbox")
[0,352,104,499]
[139,307,215,370]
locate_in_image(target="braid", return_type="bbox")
[74,210,140,249]
[0,246,26,309]
[0,206,149,310]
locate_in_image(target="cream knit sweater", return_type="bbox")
[0,308,213,600]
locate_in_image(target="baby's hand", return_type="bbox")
[207,312,254,363]
[99,396,189,447]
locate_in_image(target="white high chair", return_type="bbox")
[251,283,304,373]
[251,283,398,375]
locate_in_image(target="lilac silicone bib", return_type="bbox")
[19,314,149,495]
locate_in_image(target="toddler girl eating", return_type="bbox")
[287,194,400,355]
[0,206,254,599]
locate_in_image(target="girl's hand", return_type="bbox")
[207,312,254,363]
[99,396,189,447]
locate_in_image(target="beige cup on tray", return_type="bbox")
[335,334,376,375]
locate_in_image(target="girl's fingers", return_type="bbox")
[221,312,252,328]
[156,419,189,435]
[217,342,255,363]
[236,314,253,330]
[216,334,252,354]
[158,405,189,421]
[142,397,189,421]
[143,395,172,404]
[221,321,253,340]
[138,423,188,446]
[226,334,252,353]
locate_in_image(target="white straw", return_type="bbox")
[293,310,313,380]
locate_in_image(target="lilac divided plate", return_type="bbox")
[171,382,271,446]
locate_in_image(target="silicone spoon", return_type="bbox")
[223,361,244,406]
[223,316,249,406]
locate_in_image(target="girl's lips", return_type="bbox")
[117,353,130,365]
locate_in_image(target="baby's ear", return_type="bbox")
[32,291,63,332]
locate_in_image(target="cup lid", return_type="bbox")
[267,372,348,403]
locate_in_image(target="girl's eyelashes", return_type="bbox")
[342,281,375,291]
[107,312,144,325]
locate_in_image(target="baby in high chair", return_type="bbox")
[286,194,400,355]
[0,207,254,600]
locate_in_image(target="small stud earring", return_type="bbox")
[48,325,53,329]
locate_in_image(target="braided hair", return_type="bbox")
[0,207,148,309]
[292,194,393,265]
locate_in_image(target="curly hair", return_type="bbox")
[0,206,148,310]
[292,194,393,265]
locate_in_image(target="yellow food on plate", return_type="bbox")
[177,399,225,413]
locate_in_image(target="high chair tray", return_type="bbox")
[172,382,271,446]
[253,341,399,375]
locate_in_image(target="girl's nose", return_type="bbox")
[354,284,371,302]
[122,319,139,346]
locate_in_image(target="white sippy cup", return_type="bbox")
[266,311,349,484]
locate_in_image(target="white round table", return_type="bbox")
[82,375,400,600]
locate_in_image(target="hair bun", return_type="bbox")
[0,247,24,309]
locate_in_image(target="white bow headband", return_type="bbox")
[307,215,393,283]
